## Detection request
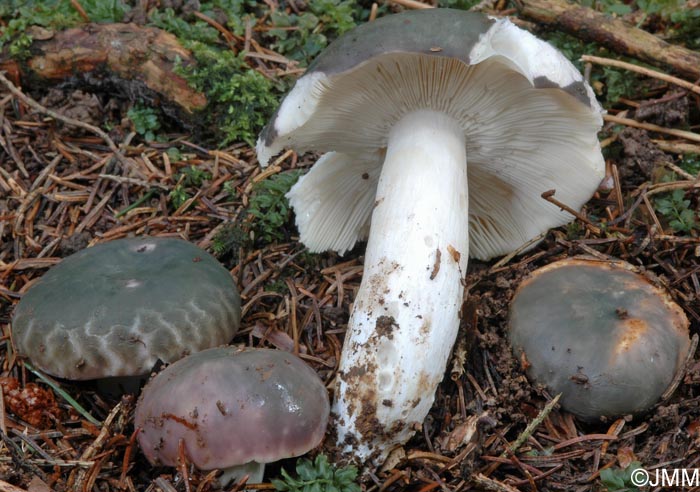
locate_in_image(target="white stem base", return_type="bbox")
[333,110,470,465]
[219,461,265,488]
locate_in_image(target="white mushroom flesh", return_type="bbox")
[334,109,469,460]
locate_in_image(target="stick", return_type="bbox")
[581,55,700,96]
[0,480,29,492]
[471,474,521,492]
[518,0,700,80]
[501,393,561,457]
[652,140,700,155]
[604,114,700,144]
[387,0,432,8]
[541,190,602,235]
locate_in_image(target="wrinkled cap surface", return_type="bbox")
[257,9,605,259]
[12,237,241,380]
[509,257,690,419]
[135,347,330,469]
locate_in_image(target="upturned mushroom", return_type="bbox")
[11,237,241,390]
[509,257,691,419]
[257,9,605,463]
[135,347,330,485]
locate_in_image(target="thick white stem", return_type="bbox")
[333,110,470,465]
[219,461,265,488]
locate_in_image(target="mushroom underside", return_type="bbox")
[279,54,603,259]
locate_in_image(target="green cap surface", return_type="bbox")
[509,257,690,419]
[12,237,241,380]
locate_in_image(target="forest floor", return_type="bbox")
[1,0,699,491]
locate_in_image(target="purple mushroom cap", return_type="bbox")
[135,346,330,470]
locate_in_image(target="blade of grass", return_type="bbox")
[23,361,102,426]
[115,189,158,218]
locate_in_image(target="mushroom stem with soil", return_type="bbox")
[334,110,469,459]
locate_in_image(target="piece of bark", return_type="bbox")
[0,23,207,118]
[518,0,700,80]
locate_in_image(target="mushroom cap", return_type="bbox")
[12,237,241,380]
[509,257,690,419]
[134,347,330,469]
[256,9,605,259]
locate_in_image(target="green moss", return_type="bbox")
[0,0,130,57]
[248,170,303,244]
[148,8,221,44]
[148,0,260,39]
[266,0,358,66]
[211,223,247,260]
[175,43,279,147]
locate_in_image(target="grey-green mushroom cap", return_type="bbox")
[256,8,605,259]
[509,257,690,420]
[134,347,330,470]
[12,237,241,380]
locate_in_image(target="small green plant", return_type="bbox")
[599,461,643,492]
[166,147,183,162]
[565,221,584,240]
[248,170,302,243]
[267,0,357,65]
[223,180,238,200]
[127,105,162,142]
[179,165,212,187]
[264,278,289,294]
[168,165,212,209]
[543,32,645,103]
[667,7,700,50]
[169,185,189,209]
[272,454,361,492]
[148,0,258,40]
[601,65,640,103]
[654,188,698,233]
[679,154,700,177]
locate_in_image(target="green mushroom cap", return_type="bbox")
[12,237,241,380]
[509,257,690,420]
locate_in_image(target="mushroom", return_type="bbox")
[11,237,241,391]
[509,256,691,420]
[134,346,330,485]
[256,9,604,463]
